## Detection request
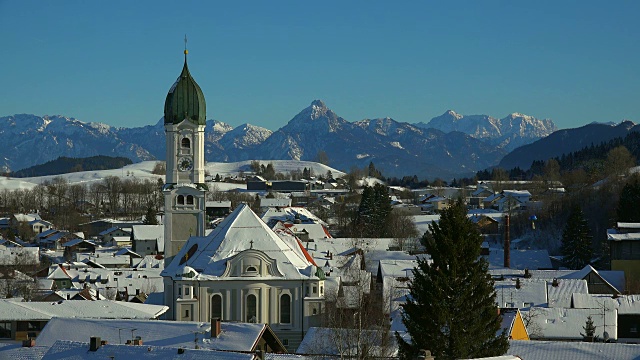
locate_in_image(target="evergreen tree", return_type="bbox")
[581,315,597,342]
[617,175,640,222]
[143,206,158,225]
[353,183,392,237]
[560,205,593,269]
[397,200,508,360]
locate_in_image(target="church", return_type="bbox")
[160,47,325,350]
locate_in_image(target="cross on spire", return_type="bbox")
[184,34,188,59]
[249,240,254,249]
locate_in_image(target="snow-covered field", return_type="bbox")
[0,160,346,190]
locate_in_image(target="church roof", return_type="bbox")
[162,204,318,280]
[164,51,206,125]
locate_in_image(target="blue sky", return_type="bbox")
[1,1,638,130]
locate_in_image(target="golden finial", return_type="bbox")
[184,35,188,55]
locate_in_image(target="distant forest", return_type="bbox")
[477,131,640,181]
[11,156,133,177]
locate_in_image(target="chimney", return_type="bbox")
[504,214,510,268]
[416,349,435,360]
[90,336,101,351]
[22,338,35,347]
[211,317,222,338]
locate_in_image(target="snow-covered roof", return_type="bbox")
[547,279,589,308]
[281,223,332,240]
[262,206,327,227]
[131,225,163,241]
[521,307,617,340]
[98,226,131,236]
[37,318,270,353]
[0,299,167,321]
[507,339,640,360]
[163,204,318,281]
[494,279,548,308]
[260,198,292,208]
[617,222,640,229]
[62,239,96,247]
[205,200,232,208]
[297,327,397,357]
[41,340,254,360]
[607,228,640,241]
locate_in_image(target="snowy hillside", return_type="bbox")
[4,160,345,190]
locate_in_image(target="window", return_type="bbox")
[282,339,289,346]
[186,195,194,205]
[246,266,257,273]
[246,294,257,323]
[0,322,11,339]
[280,294,291,324]
[184,309,190,318]
[305,286,309,297]
[181,137,191,148]
[185,287,190,296]
[177,195,185,205]
[320,286,324,295]
[313,286,317,294]
[211,294,222,320]
[178,287,182,296]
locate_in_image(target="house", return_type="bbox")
[37,230,74,250]
[35,317,286,353]
[271,181,307,192]
[98,226,132,245]
[162,204,324,351]
[131,224,164,257]
[297,327,398,358]
[261,207,327,228]
[80,219,141,238]
[0,299,167,340]
[39,340,257,360]
[607,222,640,281]
[260,198,292,213]
[522,306,617,341]
[499,308,530,340]
[62,239,97,261]
[205,200,232,217]
[11,213,53,234]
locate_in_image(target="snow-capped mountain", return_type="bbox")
[0,114,154,172]
[416,110,557,151]
[250,101,505,179]
[2,101,554,179]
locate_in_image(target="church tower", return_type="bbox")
[162,45,207,267]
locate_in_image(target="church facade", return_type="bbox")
[160,50,325,351]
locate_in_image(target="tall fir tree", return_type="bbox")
[353,183,392,237]
[397,200,508,360]
[143,206,158,225]
[617,175,640,222]
[560,205,593,269]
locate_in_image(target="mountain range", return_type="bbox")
[1,101,558,179]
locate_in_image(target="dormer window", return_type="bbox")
[245,266,258,276]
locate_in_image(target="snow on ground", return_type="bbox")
[0,160,344,190]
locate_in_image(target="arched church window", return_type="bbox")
[280,294,291,324]
[181,137,191,149]
[246,294,257,323]
[186,195,194,205]
[211,294,222,320]
[177,195,185,205]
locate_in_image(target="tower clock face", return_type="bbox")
[178,157,193,172]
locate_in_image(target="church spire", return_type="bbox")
[164,38,206,125]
